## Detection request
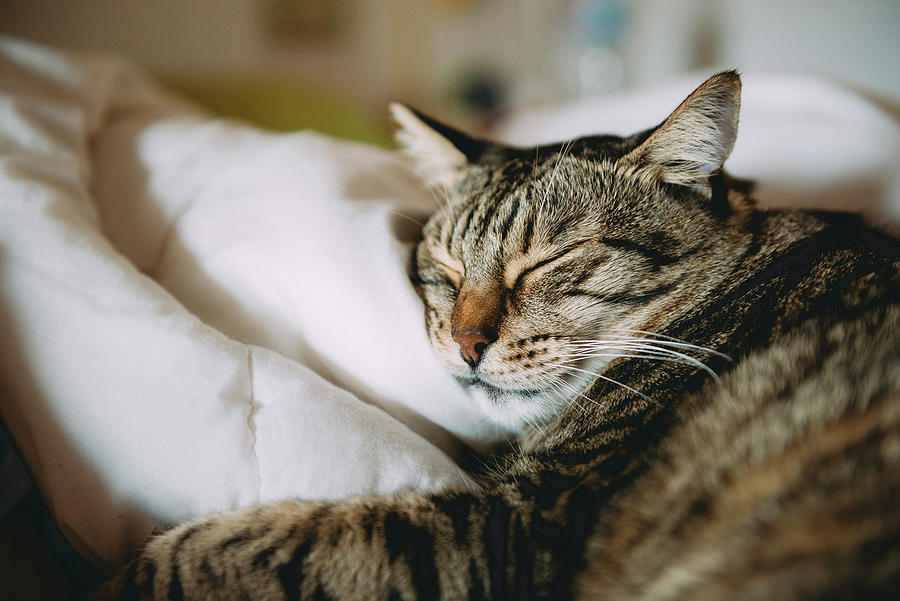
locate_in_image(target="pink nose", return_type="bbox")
[452,330,497,366]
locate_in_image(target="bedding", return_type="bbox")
[0,37,507,571]
[1,36,898,574]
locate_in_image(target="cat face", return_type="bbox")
[403,72,748,432]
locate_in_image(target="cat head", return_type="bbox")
[401,72,752,432]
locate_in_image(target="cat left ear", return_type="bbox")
[619,71,741,188]
[390,103,487,189]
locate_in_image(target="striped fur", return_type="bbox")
[93,73,900,600]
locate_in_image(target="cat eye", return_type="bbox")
[439,263,463,288]
[411,263,463,292]
[506,242,593,291]
[422,243,464,289]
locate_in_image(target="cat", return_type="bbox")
[92,71,900,600]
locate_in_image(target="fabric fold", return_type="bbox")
[0,37,480,570]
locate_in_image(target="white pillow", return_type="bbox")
[0,37,511,571]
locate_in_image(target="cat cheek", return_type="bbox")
[427,317,461,364]
[428,325,450,350]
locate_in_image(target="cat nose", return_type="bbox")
[453,329,498,366]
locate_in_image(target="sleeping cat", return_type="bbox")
[93,72,900,600]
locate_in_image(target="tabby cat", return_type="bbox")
[93,72,900,600]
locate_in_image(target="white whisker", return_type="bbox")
[580,345,719,382]
[389,211,425,227]
[561,332,728,381]
[540,137,574,210]
[546,361,660,406]
[379,152,456,209]
[568,337,727,359]
[562,342,720,381]
[539,372,591,417]
[546,377,587,415]
[559,349,699,369]
[602,329,733,360]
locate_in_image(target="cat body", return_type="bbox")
[94,73,900,600]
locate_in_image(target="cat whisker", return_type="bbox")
[516,415,542,439]
[568,334,713,352]
[568,347,719,382]
[562,339,704,355]
[545,361,660,406]
[544,376,586,415]
[556,377,603,412]
[600,329,733,361]
[552,372,595,403]
[378,152,455,208]
[540,137,575,210]
[389,210,425,227]
[559,349,700,370]
[564,340,715,362]
[522,403,551,438]
[564,336,728,380]
[576,352,718,383]
[540,373,594,417]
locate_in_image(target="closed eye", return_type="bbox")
[417,241,464,289]
[411,264,462,290]
[411,273,456,288]
[425,245,464,288]
[562,281,676,304]
[439,263,463,288]
[507,243,592,291]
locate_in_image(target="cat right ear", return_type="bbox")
[618,71,741,188]
[390,103,487,189]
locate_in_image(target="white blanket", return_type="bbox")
[0,37,512,571]
[1,37,898,573]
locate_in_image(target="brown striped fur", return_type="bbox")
[93,72,900,600]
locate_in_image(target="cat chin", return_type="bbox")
[466,380,568,433]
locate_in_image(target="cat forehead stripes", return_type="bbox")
[408,72,750,430]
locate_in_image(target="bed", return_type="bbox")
[1,36,898,588]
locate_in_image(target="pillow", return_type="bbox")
[0,36,510,571]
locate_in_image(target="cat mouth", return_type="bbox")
[455,375,544,400]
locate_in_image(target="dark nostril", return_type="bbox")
[452,330,497,366]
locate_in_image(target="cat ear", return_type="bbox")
[619,71,741,187]
[390,102,487,189]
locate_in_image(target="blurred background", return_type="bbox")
[2,0,899,146]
